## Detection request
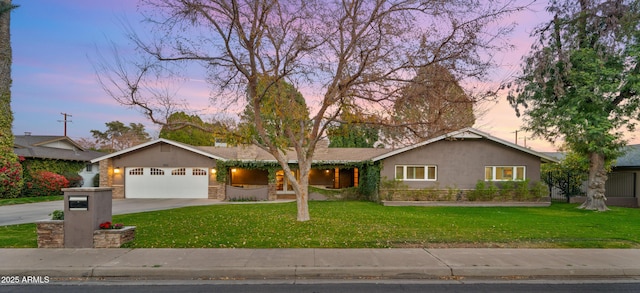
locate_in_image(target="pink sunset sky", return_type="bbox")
[9,0,639,152]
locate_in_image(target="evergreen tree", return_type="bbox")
[0,0,22,198]
[509,0,640,211]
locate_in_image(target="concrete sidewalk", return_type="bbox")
[1,248,639,280]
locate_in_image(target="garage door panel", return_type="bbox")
[125,167,208,199]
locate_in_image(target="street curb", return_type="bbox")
[4,266,639,280]
[449,267,638,278]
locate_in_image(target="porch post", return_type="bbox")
[268,168,277,200]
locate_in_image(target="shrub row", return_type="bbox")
[23,171,70,197]
[380,179,548,202]
[0,155,24,199]
[467,179,548,201]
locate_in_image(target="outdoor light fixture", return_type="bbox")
[114,167,120,174]
[211,168,217,173]
[231,168,237,173]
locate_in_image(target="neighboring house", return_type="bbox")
[14,134,104,187]
[544,145,640,208]
[604,144,640,207]
[90,128,557,200]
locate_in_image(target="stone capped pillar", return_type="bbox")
[62,187,113,248]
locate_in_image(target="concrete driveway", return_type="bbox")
[0,199,225,226]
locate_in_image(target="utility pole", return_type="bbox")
[58,112,72,136]
[519,136,528,148]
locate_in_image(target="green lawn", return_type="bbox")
[0,196,63,206]
[1,201,639,248]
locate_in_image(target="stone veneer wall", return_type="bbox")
[112,186,125,199]
[209,181,226,200]
[93,226,136,248]
[36,221,64,248]
[99,159,124,198]
[37,221,136,248]
[98,159,113,188]
[268,183,277,201]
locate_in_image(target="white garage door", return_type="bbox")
[125,167,209,199]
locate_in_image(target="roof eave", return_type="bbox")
[371,127,559,163]
[34,137,86,151]
[90,139,228,163]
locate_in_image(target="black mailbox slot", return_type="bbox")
[69,196,89,210]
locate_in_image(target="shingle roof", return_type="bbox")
[92,128,557,164]
[542,152,565,161]
[90,138,229,163]
[14,135,104,162]
[314,147,392,163]
[543,145,640,168]
[91,138,392,164]
[614,144,640,167]
[371,127,558,163]
[196,145,392,163]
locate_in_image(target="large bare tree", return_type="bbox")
[97,0,523,221]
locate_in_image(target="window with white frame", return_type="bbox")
[485,166,525,181]
[395,165,437,181]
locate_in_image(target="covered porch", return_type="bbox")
[224,166,360,200]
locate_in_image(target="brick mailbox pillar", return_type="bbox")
[62,187,113,248]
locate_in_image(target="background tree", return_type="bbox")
[97,0,522,221]
[159,112,220,146]
[0,0,22,198]
[237,75,310,148]
[75,137,101,151]
[327,110,380,148]
[542,150,590,200]
[90,121,152,152]
[508,0,640,211]
[385,64,476,146]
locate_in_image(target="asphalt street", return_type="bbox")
[2,280,640,293]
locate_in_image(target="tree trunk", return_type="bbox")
[579,152,609,211]
[277,154,311,222]
[295,179,310,222]
[292,159,311,222]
